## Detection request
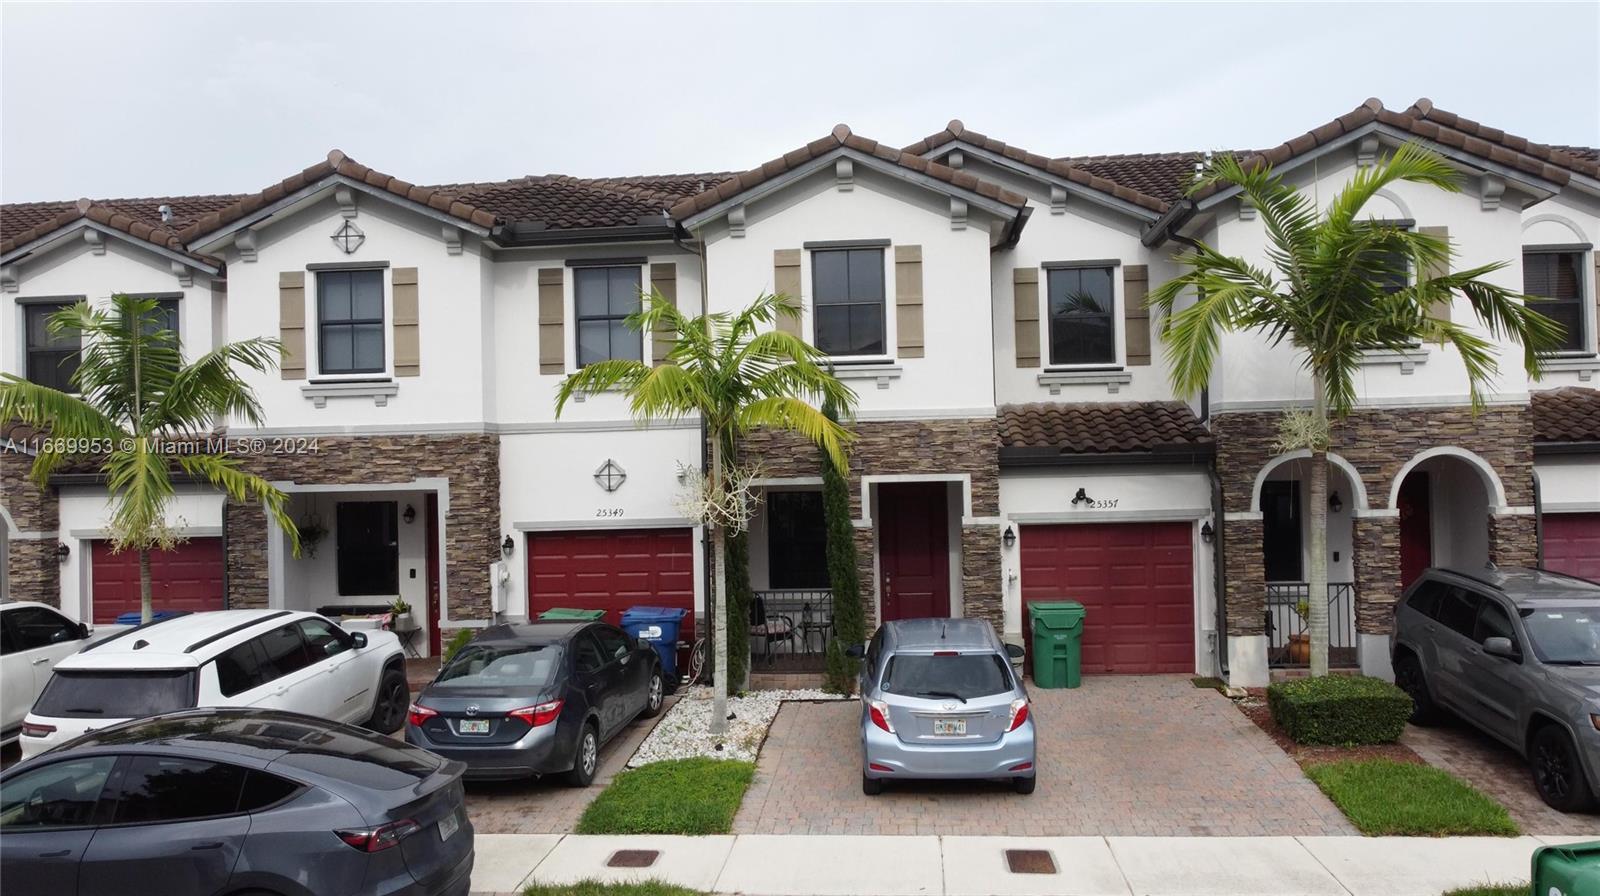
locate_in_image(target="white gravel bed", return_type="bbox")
[628,685,845,766]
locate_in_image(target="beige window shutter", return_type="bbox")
[1419,226,1451,322]
[1592,252,1598,345]
[279,271,306,380]
[774,249,803,337]
[650,262,677,365]
[1014,267,1040,368]
[1123,264,1152,367]
[392,267,421,377]
[538,268,565,374]
[895,245,925,358]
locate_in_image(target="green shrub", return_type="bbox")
[1267,675,1411,745]
[821,398,865,696]
[442,627,475,664]
[576,758,754,835]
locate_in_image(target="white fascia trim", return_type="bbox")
[1210,393,1529,413]
[1542,502,1600,513]
[753,476,825,487]
[69,526,223,539]
[226,419,700,438]
[1009,508,1209,524]
[679,147,1021,231]
[513,518,699,532]
[855,407,997,422]
[926,141,1162,223]
[1223,511,1262,522]
[1,221,220,275]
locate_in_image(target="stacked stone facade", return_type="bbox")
[1,450,60,604]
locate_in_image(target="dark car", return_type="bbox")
[1393,566,1600,812]
[0,708,473,896]
[405,620,665,785]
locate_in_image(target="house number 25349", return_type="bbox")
[595,508,625,518]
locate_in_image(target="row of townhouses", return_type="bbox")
[2,97,1598,687]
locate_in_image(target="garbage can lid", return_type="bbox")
[538,608,608,620]
[621,606,689,621]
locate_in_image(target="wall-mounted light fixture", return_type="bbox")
[1071,487,1093,507]
[56,542,71,563]
[402,504,416,525]
[1002,525,1016,549]
[1200,521,1215,544]
[1328,491,1343,514]
[501,535,515,558]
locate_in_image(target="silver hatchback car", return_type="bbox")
[848,619,1034,795]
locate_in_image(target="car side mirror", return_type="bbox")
[844,644,865,659]
[1005,643,1025,660]
[1482,636,1518,659]
[77,622,90,640]
[351,631,368,649]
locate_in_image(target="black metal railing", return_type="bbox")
[1265,582,1357,668]
[753,590,834,663]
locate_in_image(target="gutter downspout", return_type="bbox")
[677,218,717,667]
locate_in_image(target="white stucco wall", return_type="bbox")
[55,485,225,621]
[1536,455,1600,513]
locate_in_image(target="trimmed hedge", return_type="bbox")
[1267,675,1412,745]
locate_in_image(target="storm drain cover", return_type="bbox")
[1004,849,1056,874]
[607,850,660,868]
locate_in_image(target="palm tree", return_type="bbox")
[0,294,299,622]
[557,292,855,735]
[1150,143,1563,677]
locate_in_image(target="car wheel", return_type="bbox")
[365,666,410,734]
[642,668,665,718]
[862,773,883,796]
[566,723,600,788]
[1393,653,1440,726]
[1531,725,1597,813]
[1013,776,1036,795]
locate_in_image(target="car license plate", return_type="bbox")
[933,719,966,736]
[438,810,460,842]
[458,719,490,735]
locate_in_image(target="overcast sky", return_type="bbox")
[3,1,1598,203]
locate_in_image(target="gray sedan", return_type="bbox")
[0,707,473,896]
[849,618,1034,795]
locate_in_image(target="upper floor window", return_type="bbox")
[318,270,385,374]
[24,301,81,391]
[812,248,885,357]
[575,266,642,367]
[1047,265,1115,365]
[1524,250,1586,353]
[150,298,179,340]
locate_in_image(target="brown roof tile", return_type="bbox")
[998,401,1212,454]
[1,197,222,265]
[1532,387,1600,444]
[1407,99,1600,180]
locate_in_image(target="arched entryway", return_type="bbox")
[1391,449,1501,588]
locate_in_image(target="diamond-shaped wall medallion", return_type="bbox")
[332,220,365,255]
[594,459,627,492]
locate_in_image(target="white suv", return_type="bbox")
[18,609,409,759]
[1,601,124,745]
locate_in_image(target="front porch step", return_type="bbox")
[749,671,828,691]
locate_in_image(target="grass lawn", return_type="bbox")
[575,757,754,835]
[525,883,703,896]
[1305,759,1519,836]
[1441,886,1527,896]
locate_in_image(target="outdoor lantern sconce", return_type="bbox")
[402,504,416,525]
[1329,491,1344,514]
[1071,487,1093,507]
[501,535,515,558]
[56,542,70,563]
[1002,526,1016,549]
[1200,521,1215,544]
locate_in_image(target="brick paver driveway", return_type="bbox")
[1404,719,1600,835]
[734,675,1355,836]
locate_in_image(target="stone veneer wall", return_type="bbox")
[1,451,60,604]
[736,418,1002,630]
[224,434,500,622]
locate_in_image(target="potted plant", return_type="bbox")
[389,597,417,631]
[1288,598,1312,664]
[295,515,327,558]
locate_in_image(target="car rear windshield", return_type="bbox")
[880,653,1013,700]
[1520,604,1600,665]
[273,726,444,791]
[33,670,198,719]
[436,643,562,689]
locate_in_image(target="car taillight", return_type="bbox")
[868,700,895,733]
[21,722,55,738]
[335,818,421,852]
[406,703,437,728]
[1007,698,1029,732]
[508,699,563,727]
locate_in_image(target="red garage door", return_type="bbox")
[90,538,225,624]
[1545,513,1600,581]
[1020,522,1194,674]
[528,528,695,635]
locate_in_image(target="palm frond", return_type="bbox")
[734,396,854,473]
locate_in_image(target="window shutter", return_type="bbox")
[894,245,925,358]
[651,262,677,365]
[774,249,803,337]
[538,268,565,375]
[1594,252,1599,345]
[1419,226,1451,322]
[279,271,306,380]
[1013,267,1040,368]
[1123,264,1151,367]
[392,267,420,377]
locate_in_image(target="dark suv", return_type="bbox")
[1392,566,1600,812]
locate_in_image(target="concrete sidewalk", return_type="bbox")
[471,832,1595,895]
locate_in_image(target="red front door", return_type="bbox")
[90,538,225,624]
[1399,472,1432,589]
[878,483,951,621]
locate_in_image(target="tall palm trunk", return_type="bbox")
[1307,378,1330,677]
[139,548,153,624]
[709,436,729,736]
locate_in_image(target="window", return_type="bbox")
[298,618,353,660]
[1473,600,1517,649]
[1404,580,1447,618]
[0,756,118,830]
[812,248,885,356]
[575,266,642,367]
[255,623,314,680]
[4,606,82,651]
[1432,586,1482,638]
[238,771,301,812]
[149,298,179,341]
[1524,251,1586,352]
[1047,266,1116,365]
[24,302,81,391]
[336,501,399,596]
[880,653,1014,700]
[213,639,269,698]
[317,269,385,374]
[593,626,631,663]
[437,643,562,688]
[106,756,249,825]
[1261,480,1303,582]
[574,633,606,674]
[767,491,829,589]
[34,670,197,719]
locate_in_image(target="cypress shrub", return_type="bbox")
[822,401,865,695]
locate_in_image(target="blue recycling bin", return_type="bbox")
[115,610,189,626]
[621,606,689,683]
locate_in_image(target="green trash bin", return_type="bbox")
[537,607,607,621]
[1029,601,1086,689]
[1533,839,1600,896]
